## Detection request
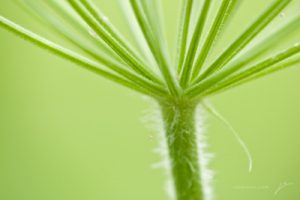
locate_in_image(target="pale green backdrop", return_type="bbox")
[0,0,300,200]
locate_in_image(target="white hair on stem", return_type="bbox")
[195,106,215,200]
[141,99,216,200]
[140,99,176,199]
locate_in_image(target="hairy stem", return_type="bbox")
[160,98,203,200]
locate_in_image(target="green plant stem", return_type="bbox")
[68,0,162,85]
[176,0,193,74]
[179,0,212,88]
[22,1,166,97]
[191,0,237,79]
[196,0,291,81]
[44,0,119,61]
[206,56,300,97]
[0,16,165,97]
[160,98,203,200]
[130,0,179,96]
[186,44,300,98]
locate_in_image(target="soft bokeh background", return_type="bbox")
[0,0,299,200]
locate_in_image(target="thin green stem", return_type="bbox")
[117,0,157,67]
[139,0,163,41]
[68,0,162,85]
[187,44,300,98]
[160,98,203,200]
[203,45,300,96]
[23,0,166,97]
[196,0,291,82]
[130,0,179,96]
[221,15,300,73]
[79,0,144,60]
[207,56,300,96]
[179,0,212,88]
[191,0,238,80]
[0,16,165,97]
[187,16,300,98]
[44,0,119,60]
[176,0,193,74]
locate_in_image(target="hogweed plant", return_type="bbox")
[1,0,300,199]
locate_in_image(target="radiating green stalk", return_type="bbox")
[117,0,157,67]
[176,0,193,74]
[79,0,145,61]
[160,98,203,200]
[139,0,163,41]
[197,0,291,81]
[44,0,119,61]
[179,0,212,88]
[203,45,300,96]
[241,57,300,86]
[206,56,300,96]
[218,15,300,75]
[186,44,300,98]
[22,0,110,57]
[23,0,166,98]
[0,16,166,97]
[191,0,237,79]
[68,0,162,85]
[138,0,171,70]
[187,16,300,98]
[130,0,179,96]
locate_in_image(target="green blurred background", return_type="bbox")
[0,0,299,199]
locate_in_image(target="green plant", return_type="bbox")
[0,0,299,199]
